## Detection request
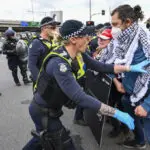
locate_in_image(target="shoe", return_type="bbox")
[16,82,21,86]
[24,80,32,85]
[73,119,88,126]
[123,140,146,149]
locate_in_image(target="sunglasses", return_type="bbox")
[46,26,57,30]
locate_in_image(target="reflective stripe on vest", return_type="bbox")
[76,53,85,79]
[42,41,52,49]
[31,36,59,50]
[92,36,97,40]
[23,39,28,46]
[34,51,75,91]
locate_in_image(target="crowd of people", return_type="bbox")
[0,3,150,150]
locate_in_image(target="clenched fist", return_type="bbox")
[134,105,148,117]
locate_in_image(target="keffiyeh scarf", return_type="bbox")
[99,22,150,106]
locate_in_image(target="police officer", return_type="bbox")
[23,20,150,150]
[16,35,32,84]
[28,16,61,86]
[3,29,31,86]
[20,33,30,46]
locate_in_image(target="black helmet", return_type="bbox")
[5,29,15,37]
[95,24,104,31]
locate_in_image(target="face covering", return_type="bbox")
[111,27,122,39]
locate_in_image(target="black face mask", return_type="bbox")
[146,23,150,29]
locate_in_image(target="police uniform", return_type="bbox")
[23,20,136,150]
[28,37,58,81]
[23,43,115,150]
[3,29,30,85]
[28,16,60,86]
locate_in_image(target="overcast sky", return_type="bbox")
[0,0,149,24]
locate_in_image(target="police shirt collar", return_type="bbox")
[62,46,73,64]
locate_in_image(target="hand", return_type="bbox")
[130,60,150,73]
[113,78,125,93]
[134,105,148,117]
[113,109,135,130]
[93,51,99,58]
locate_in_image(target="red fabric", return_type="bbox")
[99,29,112,39]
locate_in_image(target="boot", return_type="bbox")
[24,79,32,85]
[12,68,20,86]
[16,82,21,86]
[20,65,32,85]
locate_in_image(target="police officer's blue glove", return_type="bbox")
[113,109,135,130]
[98,103,135,130]
[129,60,150,73]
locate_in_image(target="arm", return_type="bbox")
[28,40,43,81]
[2,42,16,55]
[135,94,150,117]
[142,94,150,114]
[2,43,7,55]
[47,58,101,112]
[46,58,135,130]
[82,53,149,74]
[82,52,114,73]
[113,78,126,93]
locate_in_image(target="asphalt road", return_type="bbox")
[0,54,149,150]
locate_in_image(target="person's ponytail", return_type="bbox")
[133,5,144,21]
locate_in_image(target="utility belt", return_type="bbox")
[32,98,63,118]
[125,89,150,107]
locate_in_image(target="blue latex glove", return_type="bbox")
[130,60,150,73]
[113,109,135,130]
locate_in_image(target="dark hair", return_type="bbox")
[95,24,104,30]
[146,23,150,29]
[103,26,112,30]
[104,22,111,27]
[111,4,144,23]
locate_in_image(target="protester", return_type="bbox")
[99,4,150,149]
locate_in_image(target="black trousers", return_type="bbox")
[108,82,126,131]
[7,56,28,84]
[23,100,76,150]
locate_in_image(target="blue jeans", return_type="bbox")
[23,100,76,150]
[122,95,150,144]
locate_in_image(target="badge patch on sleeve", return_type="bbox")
[59,63,67,72]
